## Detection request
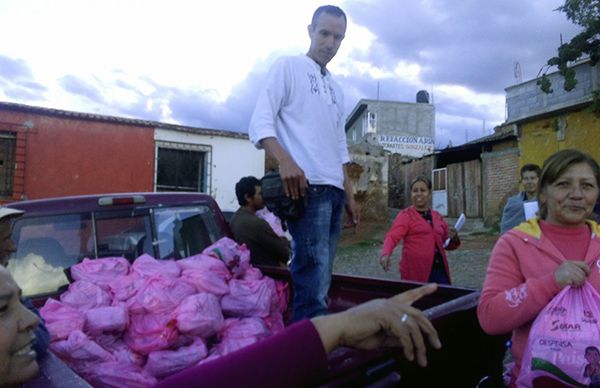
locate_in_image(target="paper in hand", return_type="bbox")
[444,213,465,248]
[523,201,539,220]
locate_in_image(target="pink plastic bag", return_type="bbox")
[39,299,85,341]
[101,339,145,366]
[518,282,600,387]
[272,280,290,314]
[221,277,276,317]
[84,304,129,334]
[178,254,231,296]
[60,280,112,311]
[256,208,287,237]
[176,253,232,277]
[243,267,263,281]
[88,362,157,388]
[70,257,130,290]
[214,318,269,356]
[50,330,115,377]
[126,274,196,315]
[131,254,181,278]
[202,237,250,278]
[108,273,145,302]
[173,293,224,337]
[144,339,208,378]
[124,313,179,355]
[263,312,285,334]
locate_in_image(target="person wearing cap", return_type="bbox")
[0,206,50,359]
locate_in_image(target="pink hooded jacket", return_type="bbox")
[381,206,459,283]
[477,218,600,385]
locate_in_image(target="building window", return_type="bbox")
[155,141,211,193]
[367,111,377,133]
[0,132,16,197]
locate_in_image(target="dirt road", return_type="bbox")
[333,221,499,289]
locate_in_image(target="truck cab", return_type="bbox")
[6,192,229,298]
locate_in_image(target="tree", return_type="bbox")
[537,0,600,115]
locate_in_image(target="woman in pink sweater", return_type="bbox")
[477,149,600,386]
[380,176,460,284]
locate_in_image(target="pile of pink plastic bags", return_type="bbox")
[39,237,289,387]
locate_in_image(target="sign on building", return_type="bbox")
[376,135,434,157]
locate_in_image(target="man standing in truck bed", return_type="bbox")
[249,5,358,321]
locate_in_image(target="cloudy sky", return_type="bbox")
[0,0,581,148]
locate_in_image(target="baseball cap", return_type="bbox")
[0,206,24,221]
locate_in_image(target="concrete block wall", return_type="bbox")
[482,147,520,227]
[506,61,599,122]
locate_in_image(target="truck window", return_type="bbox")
[95,215,153,262]
[154,205,222,259]
[8,214,92,296]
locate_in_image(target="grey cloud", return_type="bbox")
[109,55,275,134]
[59,75,104,103]
[0,55,47,101]
[0,55,34,80]
[4,86,43,101]
[344,0,582,93]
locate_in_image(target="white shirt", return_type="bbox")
[249,55,350,189]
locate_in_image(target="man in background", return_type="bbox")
[500,164,542,234]
[229,176,290,267]
[249,5,358,320]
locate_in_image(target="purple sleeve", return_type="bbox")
[155,319,328,388]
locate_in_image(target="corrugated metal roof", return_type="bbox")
[0,101,249,140]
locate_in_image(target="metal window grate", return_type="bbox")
[0,132,16,197]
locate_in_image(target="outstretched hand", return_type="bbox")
[312,283,441,367]
[379,255,392,272]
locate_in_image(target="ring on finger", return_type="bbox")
[401,313,409,323]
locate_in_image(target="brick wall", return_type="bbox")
[482,147,519,226]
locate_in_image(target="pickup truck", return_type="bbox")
[7,192,507,387]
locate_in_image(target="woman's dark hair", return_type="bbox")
[410,175,432,191]
[538,149,600,219]
[235,176,260,206]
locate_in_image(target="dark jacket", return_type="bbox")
[229,207,290,266]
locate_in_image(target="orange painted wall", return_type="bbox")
[0,110,155,200]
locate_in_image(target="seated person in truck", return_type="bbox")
[0,207,49,360]
[229,176,290,267]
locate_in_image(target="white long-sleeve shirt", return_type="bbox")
[249,55,350,189]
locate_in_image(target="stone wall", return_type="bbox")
[347,141,389,221]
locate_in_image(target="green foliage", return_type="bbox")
[538,0,600,115]
[590,90,600,116]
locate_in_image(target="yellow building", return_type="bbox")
[505,59,600,167]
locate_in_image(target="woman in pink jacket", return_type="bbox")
[477,149,600,386]
[379,176,460,284]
